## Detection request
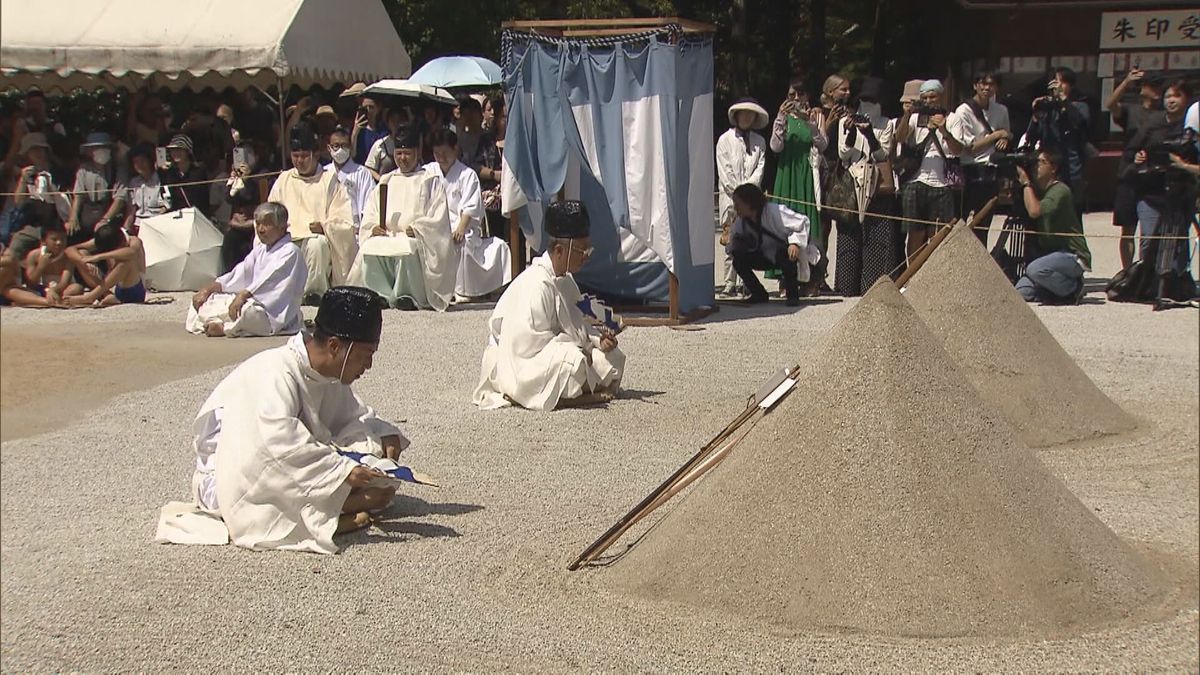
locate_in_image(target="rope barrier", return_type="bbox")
[763,190,1197,241]
[0,170,284,199]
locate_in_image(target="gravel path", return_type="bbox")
[1,261,1196,671]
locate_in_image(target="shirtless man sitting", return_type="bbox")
[66,222,147,307]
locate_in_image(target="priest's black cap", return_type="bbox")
[545,200,590,239]
[290,122,319,152]
[393,124,422,149]
[314,286,385,344]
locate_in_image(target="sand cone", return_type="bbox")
[903,222,1136,447]
[608,279,1165,638]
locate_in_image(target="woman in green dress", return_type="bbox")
[769,80,827,295]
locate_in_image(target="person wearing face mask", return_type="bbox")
[267,123,357,303]
[424,128,511,301]
[324,127,377,230]
[474,200,625,411]
[163,286,412,553]
[187,201,307,338]
[716,98,768,299]
[348,124,454,311]
[66,132,128,246]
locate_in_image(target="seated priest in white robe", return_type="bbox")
[474,200,625,411]
[186,201,307,337]
[349,125,456,311]
[425,129,511,301]
[177,287,411,554]
[268,122,357,302]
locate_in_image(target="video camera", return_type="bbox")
[914,104,947,127]
[1138,135,1199,174]
[991,150,1039,174]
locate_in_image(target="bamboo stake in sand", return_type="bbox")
[568,370,797,570]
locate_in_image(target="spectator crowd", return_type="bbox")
[0,84,511,317]
[1,65,1198,320]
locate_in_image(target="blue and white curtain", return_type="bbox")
[500,31,715,313]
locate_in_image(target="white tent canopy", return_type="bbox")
[0,0,412,92]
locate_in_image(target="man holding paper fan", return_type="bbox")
[159,287,424,554]
[474,200,626,411]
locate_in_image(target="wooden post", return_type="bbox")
[509,211,522,280]
[668,272,680,321]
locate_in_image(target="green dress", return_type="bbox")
[771,115,822,241]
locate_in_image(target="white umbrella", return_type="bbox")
[363,79,457,106]
[139,208,224,291]
[408,56,502,89]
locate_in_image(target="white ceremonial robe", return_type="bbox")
[716,128,766,288]
[473,253,626,411]
[326,160,377,229]
[268,169,357,298]
[424,160,511,298]
[349,168,456,311]
[184,333,406,554]
[185,233,307,337]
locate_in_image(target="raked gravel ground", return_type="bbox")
[1,273,1197,672]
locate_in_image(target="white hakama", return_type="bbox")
[171,333,406,554]
[349,168,456,311]
[474,253,625,411]
[268,169,357,298]
[185,233,307,337]
[424,160,511,298]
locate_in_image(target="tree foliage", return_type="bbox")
[382,0,935,114]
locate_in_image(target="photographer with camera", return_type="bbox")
[350,96,387,166]
[956,71,1012,244]
[1023,67,1091,218]
[769,80,827,296]
[1125,80,1199,288]
[894,79,967,261]
[1013,150,1091,305]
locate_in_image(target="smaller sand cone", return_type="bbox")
[904,223,1137,447]
[608,279,1167,638]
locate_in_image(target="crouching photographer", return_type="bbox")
[1123,80,1199,304]
[1013,150,1092,305]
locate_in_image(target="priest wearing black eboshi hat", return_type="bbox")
[349,123,456,312]
[473,200,627,411]
[163,285,415,554]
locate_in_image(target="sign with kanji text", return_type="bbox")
[1100,9,1200,49]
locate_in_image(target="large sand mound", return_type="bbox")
[608,280,1166,638]
[904,223,1137,447]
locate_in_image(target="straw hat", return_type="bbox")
[18,132,50,155]
[727,98,769,130]
[315,105,337,118]
[339,82,367,98]
[900,79,925,103]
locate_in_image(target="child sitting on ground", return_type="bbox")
[1,245,57,307]
[65,222,147,307]
[186,201,307,337]
[22,224,85,306]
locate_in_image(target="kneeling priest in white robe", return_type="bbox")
[185,201,307,337]
[349,126,455,311]
[268,123,357,302]
[171,287,411,554]
[474,200,625,411]
[425,129,511,300]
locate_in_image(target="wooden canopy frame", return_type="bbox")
[500,17,718,326]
